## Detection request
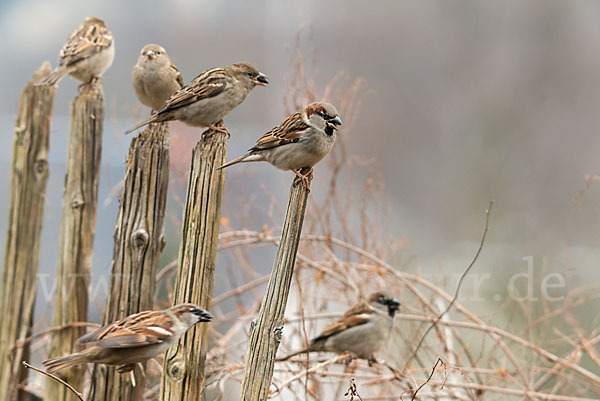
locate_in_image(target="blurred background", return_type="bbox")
[2,0,600,398]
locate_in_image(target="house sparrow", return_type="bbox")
[131,44,183,112]
[42,304,212,373]
[218,102,342,187]
[278,291,400,361]
[39,17,115,86]
[125,62,268,135]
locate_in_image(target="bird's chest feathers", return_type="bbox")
[225,78,251,105]
[302,129,335,154]
[141,64,164,81]
[372,311,393,335]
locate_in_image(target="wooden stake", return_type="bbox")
[0,62,55,401]
[239,170,312,401]
[159,131,227,401]
[88,123,170,401]
[45,83,104,401]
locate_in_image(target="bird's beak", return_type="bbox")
[326,115,343,130]
[192,308,213,322]
[330,116,342,126]
[145,50,156,60]
[254,72,269,86]
[387,298,401,312]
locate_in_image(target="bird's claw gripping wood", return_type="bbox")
[203,124,230,139]
[79,76,103,90]
[293,168,313,189]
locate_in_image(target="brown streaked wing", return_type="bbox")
[311,308,372,344]
[95,328,166,348]
[60,22,112,67]
[75,316,131,345]
[157,68,228,113]
[342,302,371,318]
[77,310,172,347]
[77,323,112,345]
[251,112,310,151]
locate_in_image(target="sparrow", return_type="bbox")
[39,16,115,86]
[131,44,184,112]
[125,62,268,135]
[278,291,400,361]
[218,102,342,187]
[42,304,212,373]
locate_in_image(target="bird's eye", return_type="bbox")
[320,112,328,119]
[247,71,253,77]
[156,51,161,55]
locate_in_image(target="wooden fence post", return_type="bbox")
[88,122,170,401]
[0,62,55,401]
[159,131,227,401]
[239,171,312,401]
[45,83,104,401]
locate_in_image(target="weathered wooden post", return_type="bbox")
[88,122,170,401]
[159,130,227,401]
[239,171,312,401]
[0,62,55,401]
[45,83,104,401]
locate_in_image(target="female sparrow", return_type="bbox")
[218,102,342,187]
[39,17,115,86]
[125,62,268,135]
[278,291,400,361]
[43,304,212,373]
[132,44,184,112]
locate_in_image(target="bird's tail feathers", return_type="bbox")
[276,348,310,362]
[125,117,156,135]
[36,67,68,86]
[42,352,88,373]
[217,153,263,170]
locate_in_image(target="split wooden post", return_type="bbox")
[88,122,170,401]
[0,62,55,401]
[159,131,227,401]
[45,83,104,401]
[239,171,312,401]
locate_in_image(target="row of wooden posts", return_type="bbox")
[0,62,311,401]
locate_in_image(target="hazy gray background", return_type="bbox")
[2,1,600,323]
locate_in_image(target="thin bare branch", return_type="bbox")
[22,362,85,401]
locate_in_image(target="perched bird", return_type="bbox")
[43,304,212,373]
[218,102,342,187]
[278,291,400,362]
[125,62,268,135]
[131,44,183,112]
[39,17,115,86]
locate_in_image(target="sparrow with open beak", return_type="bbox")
[278,291,400,361]
[218,102,342,187]
[42,304,212,373]
[39,16,115,86]
[125,62,268,135]
[132,44,183,112]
